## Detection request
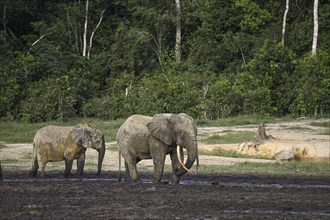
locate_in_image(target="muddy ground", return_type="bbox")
[1,118,329,219]
[1,171,330,220]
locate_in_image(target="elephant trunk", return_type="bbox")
[174,142,198,176]
[97,136,106,175]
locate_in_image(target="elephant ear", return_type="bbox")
[71,124,92,148]
[147,114,173,145]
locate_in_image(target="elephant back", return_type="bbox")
[34,125,73,147]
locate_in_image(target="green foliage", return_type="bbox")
[0,0,329,121]
[234,0,271,32]
[289,50,330,116]
[20,76,77,122]
[246,40,297,116]
[232,71,271,115]
[123,71,203,118]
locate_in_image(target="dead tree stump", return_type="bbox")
[236,122,276,155]
[257,122,267,140]
[257,122,275,140]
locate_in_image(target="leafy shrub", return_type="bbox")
[20,76,77,122]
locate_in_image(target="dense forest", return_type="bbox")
[0,0,329,122]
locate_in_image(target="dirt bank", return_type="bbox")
[198,118,330,161]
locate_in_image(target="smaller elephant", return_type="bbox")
[30,123,106,177]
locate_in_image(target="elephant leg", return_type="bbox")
[76,152,86,176]
[64,159,73,177]
[170,149,182,184]
[126,161,139,182]
[150,147,167,184]
[121,148,139,182]
[36,152,48,177]
[152,157,166,184]
[38,159,47,177]
[124,161,138,182]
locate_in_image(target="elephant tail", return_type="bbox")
[29,141,39,177]
[118,149,122,182]
[0,161,3,181]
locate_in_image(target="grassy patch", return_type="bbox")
[199,131,256,145]
[198,148,268,159]
[196,115,284,127]
[22,153,33,160]
[198,161,330,176]
[281,126,313,131]
[310,121,330,135]
[2,159,19,164]
[0,121,48,143]
[318,128,330,135]
[85,161,98,167]
[107,143,118,151]
[310,121,330,128]
[0,143,8,149]
[0,118,125,144]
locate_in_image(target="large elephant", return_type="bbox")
[30,123,106,177]
[116,113,199,184]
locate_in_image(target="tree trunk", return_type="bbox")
[82,0,89,57]
[281,0,289,46]
[175,0,181,64]
[87,9,105,59]
[312,0,318,57]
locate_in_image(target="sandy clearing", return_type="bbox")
[0,118,329,174]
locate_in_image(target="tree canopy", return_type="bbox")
[1,0,329,122]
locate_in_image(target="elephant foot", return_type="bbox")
[153,180,162,185]
[131,178,142,184]
[29,170,38,177]
[76,171,84,177]
[171,175,180,184]
[162,180,170,184]
[62,173,70,178]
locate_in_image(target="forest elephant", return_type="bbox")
[116,113,199,184]
[30,123,106,177]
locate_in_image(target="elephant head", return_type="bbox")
[147,113,198,176]
[70,124,106,175]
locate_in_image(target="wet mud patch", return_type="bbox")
[1,171,330,219]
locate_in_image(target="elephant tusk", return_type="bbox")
[177,146,189,172]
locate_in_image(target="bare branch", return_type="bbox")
[27,33,52,55]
